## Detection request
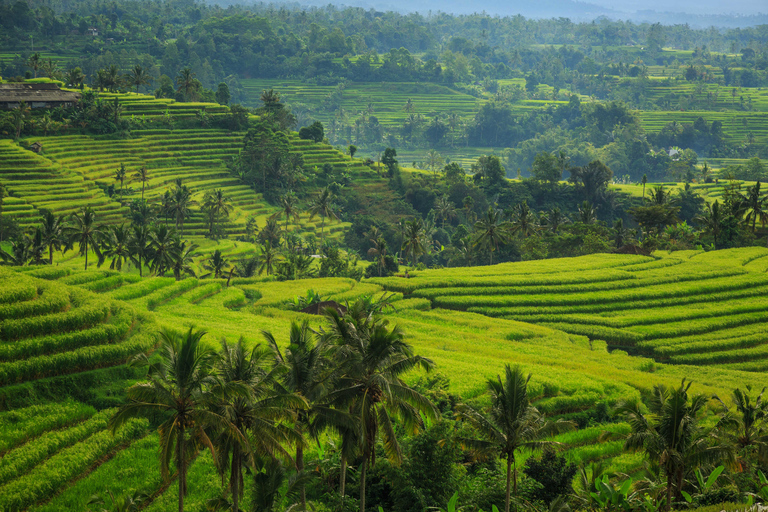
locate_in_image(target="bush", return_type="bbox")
[522,448,577,505]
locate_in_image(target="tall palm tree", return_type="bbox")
[541,207,568,234]
[66,207,103,270]
[176,67,197,101]
[202,189,233,238]
[0,182,6,242]
[323,305,438,512]
[149,224,179,276]
[308,187,338,255]
[696,200,724,249]
[11,101,29,140]
[211,338,303,512]
[128,224,151,277]
[27,53,41,78]
[368,233,388,277]
[474,207,511,265]
[744,181,768,233]
[258,241,278,276]
[170,183,194,237]
[613,218,628,248]
[110,328,240,512]
[203,250,229,279]
[425,149,444,178]
[508,201,538,238]
[114,164,127,198]
[39,209,66,264]
[133,166,150,200]
[434,196,456,229]
[129,65,153,94]
[100,224,132,271]
[276,191,301,234]
[160,190,174,226]
[458,365,574,512]
[618,380,735,511]
[401,218,425,267]
[264,321,351,511]
[171,240,198,281]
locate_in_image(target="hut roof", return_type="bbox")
[0,83,81,103]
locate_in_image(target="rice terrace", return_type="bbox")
[2,1,768,511]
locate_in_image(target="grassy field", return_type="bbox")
[3,247,768,508]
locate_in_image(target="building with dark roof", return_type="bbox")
[0,83,81,110]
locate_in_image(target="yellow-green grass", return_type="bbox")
[637,110,768,144]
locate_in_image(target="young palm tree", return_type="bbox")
[133,166,150,200]
[202,189,233,237]
[39,209,66,265]
[211,338,304,512]
[128,224,151,277]
[323,305,438,512]
[308,187,338,255]
[618,380,735,511]
[474,207,511,265]
[66,207,103,270]
[458,366,574,512]
[129,64,153,94]
[114,163,127,198]
[99,224,132,271]
[110,328,240,512]
[401,218,425,267]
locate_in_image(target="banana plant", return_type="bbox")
[590,475,633,511]
[680,465,724,503]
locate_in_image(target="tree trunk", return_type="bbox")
[297,445,306,511]
[320,217,325,256]
[340,456,347,498]
[359,458,367,512]
[84,239,88,270]
[505,454,512,512]
[178,424,185,512]
[138,253,143,277]
[666,471,672,512]
[231,443,240,512]
[49,245,54,265]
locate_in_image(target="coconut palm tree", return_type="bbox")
[128,224,151,277]
[0,235,32,266]
[170,182,194,237]
[149,224,179,276]
[618,380,735,511]
[367,232,388,277]
[715,386,768,468]
[99,224,132,271]
[39,209,66,265]
[171,240,198,281]
[211,338,304,512]
[696,200,724,249]
[129,65,153,94]
[401,218,425,267]
[426,149,444,178]
[0,182,6,242]
[276,191,301,234]
[474,207,511,265]
[110,327,241,512]
[434,196,456,229]
[133,166,150,201]
[508,201,538,238]
[203,250,229,279]
[66,207,103,270]
[264,321,352,511]
[578,200,597,224]
[257,241,278,276]
[27,53,41,77]
[11,101,29,140]
[308,187,338,255]
[202,189,233,238]
[540,207,568,234]
[458,365,575,512]
[744,181,768,233]
[176,67,197,101]
[114,164,127,198]
[613,218,628,248]
[323,305,438,512]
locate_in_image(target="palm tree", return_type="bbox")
[0,235,31,266]
[426,149,444,178]
[258,241,278,276]
[613,218,628,248]
[129,65,153,94]
[87,490,148,512]
[128,224,151,277]
[308,187,338,255]
[368,232,388,277]
[27,53,41,78]
[401,218,425,267]
[39,209,66,265]
[65,67,85,88]
[434,196,456,229]
[541,207,568,234]
[211,338,303,512]
[715,386,768,468]
[259,217,282,248]
[202,189,233,238]
[0,182,7,242]
[744,181,768,233]
[160,190,174,226]
[110,328,240,512]
[696,200,724,249]
[114,164,127,198]
[176,67,197,101]
[264,321,350,511]
[618,380,735,511]
[474,207,511,265]
[457,365,575,512]
[171,240,198,281]
[170,183,194,237]
[276,191,301,234]
[66,207,103,270]
[508,201,538,238]
[11,101,29,140]
[99,224,132,271]
[149,224,179,276]
[133,166,150,200]
[203,250,229,279]
[323,305,438,512]
[578,200,597,224]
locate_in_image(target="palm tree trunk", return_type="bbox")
[138,253,143,277]
[231,444,240,512]
[340,456,347,498]
[505,454,512,512]
[359,458,367,512]
[297,445,306,511]
[178,424,185,512]
[84,239,88,270]
[665,471,672,512]
[320,216,325,256]
[49,245,54,265]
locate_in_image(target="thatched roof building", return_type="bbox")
[0,83,81,110]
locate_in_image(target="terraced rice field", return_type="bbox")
[371,248,768,373]
[637,110,768,145]
[0,139,129,228]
